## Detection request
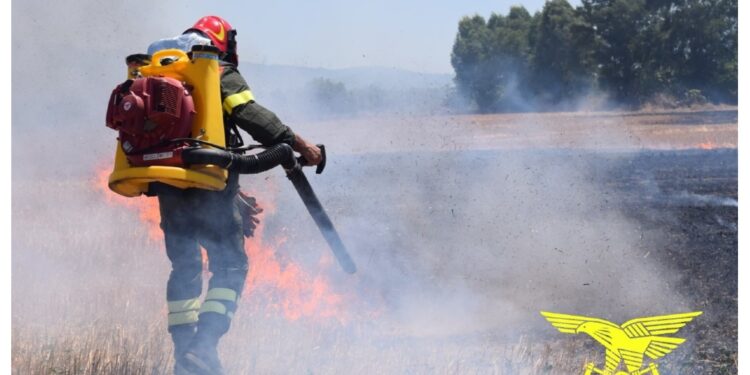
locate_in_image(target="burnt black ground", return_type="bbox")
[264,148,737,374]
[603,149,738,374]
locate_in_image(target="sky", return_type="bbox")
[172,1,572,74]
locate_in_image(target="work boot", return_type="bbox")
[170,324,196,375]
[181,330,224,375]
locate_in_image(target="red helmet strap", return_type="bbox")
[225,29,238,65]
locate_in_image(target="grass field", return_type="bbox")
[12,108,737,374]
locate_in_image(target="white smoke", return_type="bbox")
[12,1,694,373]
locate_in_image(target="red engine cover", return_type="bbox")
[106,76,196,166]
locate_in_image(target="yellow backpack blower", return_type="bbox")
[104,45,357,274]
[106,46,228,197]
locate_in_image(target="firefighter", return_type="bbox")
[147,16,322,375]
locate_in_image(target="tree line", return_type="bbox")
[451,0,737,112]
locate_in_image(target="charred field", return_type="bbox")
[563,148,737,374]
[12,110,738,374]
[603,149,737,374]
[294,147,737,374]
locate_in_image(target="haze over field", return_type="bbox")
[12,0,736,374]
[10,0,682,322]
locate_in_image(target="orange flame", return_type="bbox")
[697,141,716,150]
[95,167,163,242]
[94,164,349,322]
[244,230,345,320]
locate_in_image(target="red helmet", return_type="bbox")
[187,16,234,53]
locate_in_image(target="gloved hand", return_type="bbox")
[236,191,263,237]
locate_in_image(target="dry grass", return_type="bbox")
[12,109,736,374]
[11,175,728,375]
[309,108,738,154]
[12,322,171,375]
[12,316,601,375]
[10,177,600,374]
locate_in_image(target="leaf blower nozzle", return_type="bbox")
[183,142,357,274]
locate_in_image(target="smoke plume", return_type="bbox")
[13,2,691,373]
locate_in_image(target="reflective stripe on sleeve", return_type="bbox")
[223,90,255,113]
[205,288,238,302]
[167,298,201,313]
[168,310,199,326]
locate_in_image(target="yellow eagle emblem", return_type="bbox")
[540,311,702,375]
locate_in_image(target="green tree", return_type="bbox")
[667,0,737,102]
[451,0,737,109]
[307,78,351,114]
[451,15,498,112]
[581,0,652,104]
[451,7,534,112]
[530,0,594,104]
[581,0,737,104]
[488,6,534,109]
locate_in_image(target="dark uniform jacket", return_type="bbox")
[219,64,296,148]
[151,63,292,197]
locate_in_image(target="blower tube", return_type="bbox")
[182,143,297,174]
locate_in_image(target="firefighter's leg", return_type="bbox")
[158,191,204,372]
[184,190,247,375]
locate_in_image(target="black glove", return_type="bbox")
[235,191,263,237]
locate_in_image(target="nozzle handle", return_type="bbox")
[297,144,327,174]
[315,144,327,174]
